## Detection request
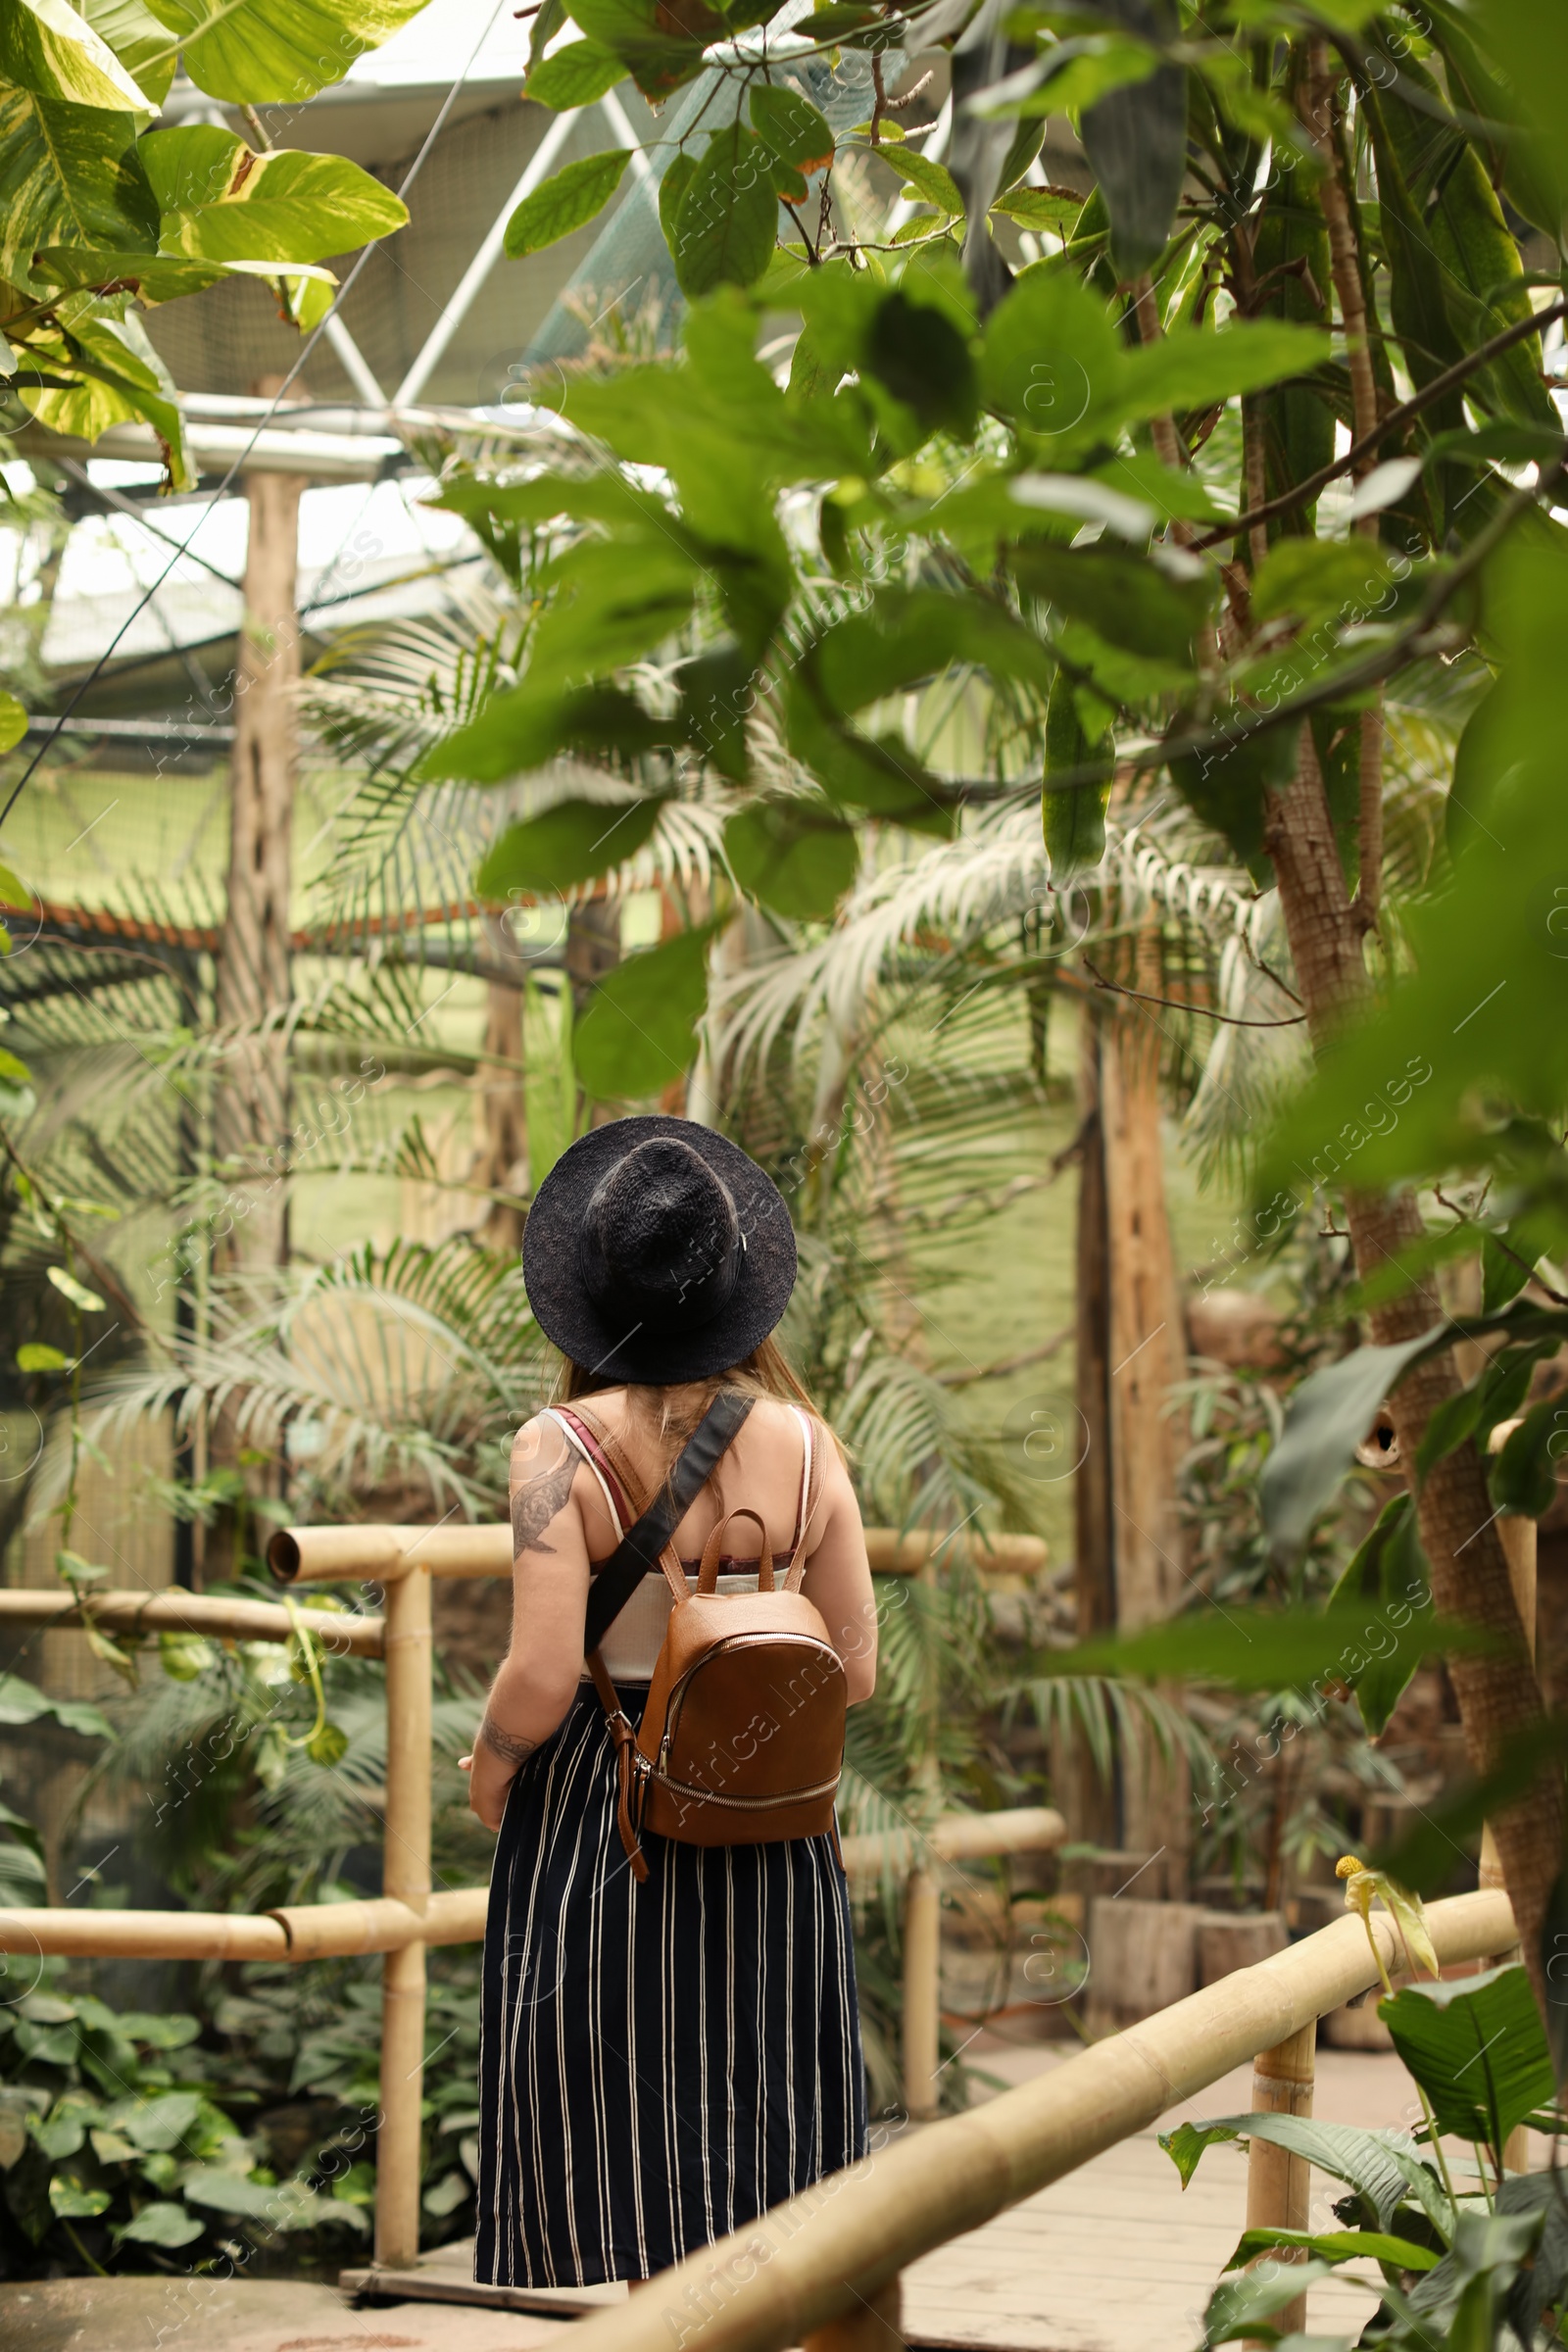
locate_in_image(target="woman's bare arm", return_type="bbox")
[461,1416,592,1831]
[799,1438,878,1704]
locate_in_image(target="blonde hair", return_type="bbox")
[553,1334,843,1457]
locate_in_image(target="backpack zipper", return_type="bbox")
[658,1634,844,1775]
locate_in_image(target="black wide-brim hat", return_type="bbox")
[522,1115,797,1386]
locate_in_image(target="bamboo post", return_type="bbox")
[376,1562,432,2270]
[1244,2022,1315,2336]
[902,1865,942,2123]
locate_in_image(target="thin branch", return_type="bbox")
[1190,297,1568,555]
[1083,956,1306,1026]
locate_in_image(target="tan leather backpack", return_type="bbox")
[557,1392,847,1882]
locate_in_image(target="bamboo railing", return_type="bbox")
[553,1886,1518,2352]
[0,1520,1063,2268]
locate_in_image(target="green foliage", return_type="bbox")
[1379,1966,1555,2168]
[0,1965,372,2271]
[476,795,667,896]
[524,36,625,109]
[668,123,777,296]
[572,920,717,1099]
[0,0,419,453]
[722,798,858,921]
[504,147,630,259]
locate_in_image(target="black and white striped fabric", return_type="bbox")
[475,1683,867,2285]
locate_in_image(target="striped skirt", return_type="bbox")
[475,1684,867,2286]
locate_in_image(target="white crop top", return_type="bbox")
[545,1402,818,1683]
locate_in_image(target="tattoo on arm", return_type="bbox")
[479,1717,539,1769]
[511,1439,580,1559]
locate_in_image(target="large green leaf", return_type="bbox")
[76,0,175,101]
[1372,57,1556,432]
[1380,1965,1555,2161]
[569,0,710,98]
[530,533,703,680]
[1326,1494,1432,1739]
[0,0,153,108]
[1198,2259,1336,2346]
[1078,0,1185,277]
[1106,320,1334,433]
[475,796,666,898]
[1225,2226,1441,2275]
[1013,542,1209,664]
[749,81,833,177]
[504,147,630,259]
[1161,2113,1449,2237]
[0,86,155,278]
[141,126,407,261]
[115,2200,205,2246]
[573,922,717,1100]
[670,123,777,296]
[30,243,334,300]
[0,1672,112,1738]
[420,682,677,785]
[1258,1330,1444,1559]
[1043,669,1110,879]
[18,311,191,486]
[812,584,1054,714]
[1054,1600,1489,1698]
[139,0,429,103]
[524,36,626,109]
[981,264,1124,430]
[783,666,956,830]
[723,799,858,921]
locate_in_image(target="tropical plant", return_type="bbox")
[0,0,425,528]
[1170,1865,1568,2352]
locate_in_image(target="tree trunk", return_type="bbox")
[1266,736,1557,2006]
[1070,1007,1120,1848]
[213,445,302,1275]
[207,411,304,1585]
[1101,928,1192,1894]
[474,915,527,1254]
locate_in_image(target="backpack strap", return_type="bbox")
[581,1390,755,1655]
[782,1408,825,1592]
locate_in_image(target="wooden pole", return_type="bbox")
[902,1865,942,2123]
[1101,923,1191,1893]
[1244,2022,1316,2336]
[376,1563,432,2270]
[269,1523,1046,1586]
[0,1587,384,1655]
[0,1886,487,1963]
[840,1807,1065,1880]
